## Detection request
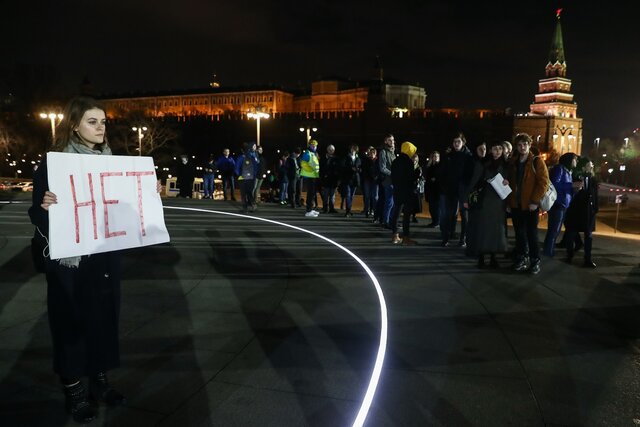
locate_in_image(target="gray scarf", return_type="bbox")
[58,138,112,268]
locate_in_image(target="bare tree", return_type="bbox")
[109,111,179,157]
[0,119,19,155]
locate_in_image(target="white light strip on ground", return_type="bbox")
[164,206,387,427]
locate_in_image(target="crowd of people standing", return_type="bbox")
[185,131,600,274]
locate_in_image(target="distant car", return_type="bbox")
[0,181,13,191]
[14,182,34,192]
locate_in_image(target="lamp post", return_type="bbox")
[594,137,600,155]
[247,110,269,146]
[553,124,573,154]
[299,126,318,143]
[131,126,147,156]
[39,112,63,143]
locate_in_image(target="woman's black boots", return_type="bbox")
[89,372,126,406]
[63,381,97,424]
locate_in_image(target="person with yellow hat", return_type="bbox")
[300,139,321,217]
[390,141,420,245]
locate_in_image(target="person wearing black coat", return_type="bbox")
[341,144,362,216]
[564,157,599,268]
[176,154,195,198]
[28,97,127,424]
[390,142,420,245]
[286,148,302,208]
[437,132,473,247]
[361,147,379,218]
[320,145,340,213]
[424,151,441,227]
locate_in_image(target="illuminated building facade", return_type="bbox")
[100,80,426,119]
[102,88,295,119]
[513,10,583,156]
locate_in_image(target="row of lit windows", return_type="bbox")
[112,93,277,110]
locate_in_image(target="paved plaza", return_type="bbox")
[1,195,639,426]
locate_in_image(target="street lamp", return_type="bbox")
[131,126,147,156]
[39,112,63,142]
[624,137,629,147]
[594,137,600,155]
[299,126,318,143]
[553,124,573,154]
[247,110,269,146]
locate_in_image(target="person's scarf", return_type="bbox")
[57,137,112,268]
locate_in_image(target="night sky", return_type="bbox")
[3,0,639,142]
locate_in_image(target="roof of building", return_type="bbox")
[98,84,292,100]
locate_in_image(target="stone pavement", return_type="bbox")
[0,195,639,426]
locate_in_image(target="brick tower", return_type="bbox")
[514,9,583,158]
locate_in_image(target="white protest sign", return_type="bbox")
[47,152,170,259]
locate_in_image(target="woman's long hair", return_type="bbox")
[558,152,577,171]
[53,96,108,151]
[574,157,594,178]
[427,150,440,167]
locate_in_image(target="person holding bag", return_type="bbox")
[506,133,549,275]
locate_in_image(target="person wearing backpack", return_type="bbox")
[235,142,259,213]
[506,133,549,275]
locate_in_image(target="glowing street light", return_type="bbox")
[131,126,148,156]
[553,124,573,154]
[299,126,318,143]
[247,110,269,146]
[39,112,63,142]
[624,137,629,147]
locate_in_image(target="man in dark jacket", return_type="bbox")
[235,142,259,213]
[286,148,302,208]
[320,144,340,213]
[341,144,362,217]
[176,155,196,198]
[377,134,396,227]
[216,148,236,201]
[253,145,266,204]
[438,133,473,246]
[361,147,379,218]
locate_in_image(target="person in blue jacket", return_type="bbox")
[543,152,579,257]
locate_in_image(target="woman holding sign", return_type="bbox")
[29,97,126,424]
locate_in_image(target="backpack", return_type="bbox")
[532,157,557,212]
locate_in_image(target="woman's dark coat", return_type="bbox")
[29,160,121,378]
[391,153,419,205]
[564,175,598,232]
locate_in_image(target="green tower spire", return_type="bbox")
[546,9,567,77]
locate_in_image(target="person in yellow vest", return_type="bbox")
[300,139,321,217]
